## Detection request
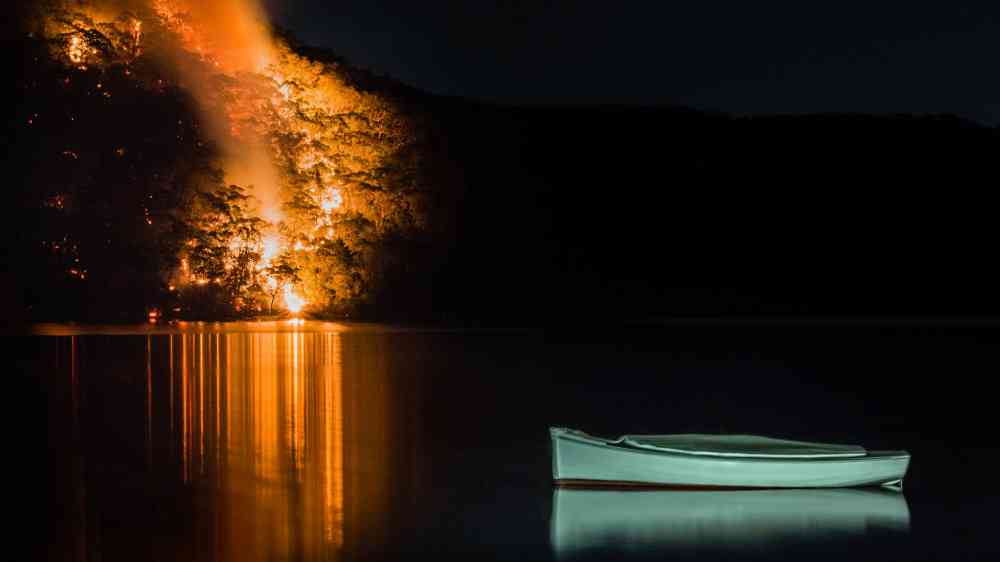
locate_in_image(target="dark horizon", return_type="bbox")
[266,0,1000,126]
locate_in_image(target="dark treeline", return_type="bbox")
[426,101,1000,322]
[6,34,206,323]
[7,27,1000,324]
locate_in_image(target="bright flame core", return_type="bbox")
[259,232,308,313]
[320,188,342,213]
[260,234,280,267]
[284,285,306,314]
[68,35,86,64]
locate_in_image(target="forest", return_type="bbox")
[8,0,458,323]
[7,1,1000,325]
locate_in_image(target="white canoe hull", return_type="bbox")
[551,428,910,488]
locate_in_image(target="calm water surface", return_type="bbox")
[20,321,1000,561]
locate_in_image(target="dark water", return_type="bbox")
[18,320,1000,561]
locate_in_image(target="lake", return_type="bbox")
[19,320,1000,561]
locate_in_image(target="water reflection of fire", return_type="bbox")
[170,332,345,554]
[50,328,415,561]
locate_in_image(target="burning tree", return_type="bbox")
[175,177,268,316]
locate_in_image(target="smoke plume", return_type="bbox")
[151,0,284,222]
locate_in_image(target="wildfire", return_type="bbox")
[257,231,310,313]
[41,0,414,317]
[152,0,275,73]
[131,20,143,59]
[68,35,85,64]
[320,188,342,213]
[283,285,306,315]
[260,233,281,268]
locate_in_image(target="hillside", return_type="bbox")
[426,101,1000,320]
[6,2,1000,324]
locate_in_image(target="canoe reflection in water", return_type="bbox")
[551,488,910,557]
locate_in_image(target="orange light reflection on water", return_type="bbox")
[169,331,344,559]
[46,324,419,562]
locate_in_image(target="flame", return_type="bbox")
[283,285,306,315]
[151,0,284,225]
[152,0,275,73]
[131,20,143,59]
[68,35,85,64]
[260,233,280,267]
[320,188,342,213]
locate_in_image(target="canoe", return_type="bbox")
[551,487,909,557]
[550,427,909,488]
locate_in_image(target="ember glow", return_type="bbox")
[68,35,85,64]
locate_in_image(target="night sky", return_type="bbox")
[265,0,1000,124]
